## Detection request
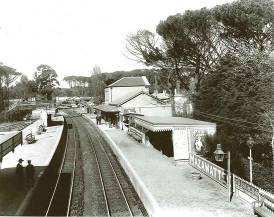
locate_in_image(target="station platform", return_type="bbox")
[0,122,63,215]
[84,114,255,217]
[2,125,63,169]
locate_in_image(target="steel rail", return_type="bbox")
[77,117,133,217]
[89,128,134,217]
[76,120,111,216]
[66,131,77,216]
[45,118,75,216]
[87,132,111,216]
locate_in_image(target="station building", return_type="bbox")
[95,76,216,160]
[104,76,150,104]
[128,115,216,162]
[95,76,173,126]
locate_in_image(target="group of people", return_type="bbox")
[96,113,118,127]
[15,159,35,190]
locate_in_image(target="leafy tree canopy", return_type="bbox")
[213,0,273,53]
[194,53,272,161]
[34,64,59,100]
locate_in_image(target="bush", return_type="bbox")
[201,133,246,178]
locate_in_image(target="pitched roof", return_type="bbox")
[108,76,150,87]
[109,91,164,106]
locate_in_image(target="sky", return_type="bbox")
[0,0,235,86]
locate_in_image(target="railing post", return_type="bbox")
[227,151,231,202]
[12,136,15,153]
[20,131,23,146]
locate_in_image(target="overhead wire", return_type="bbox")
[193,109,273,134]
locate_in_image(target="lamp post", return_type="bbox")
[214,144,231,202]
[247,136,255,183]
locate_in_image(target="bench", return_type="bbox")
[253,193,274,217]
[37,124,47,135]
[128,128,143,142]
[26,133,36,144]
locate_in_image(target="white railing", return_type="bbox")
[189,153,227,187]
[233,174,260,200]
[189,153,274,213]
[128,126,144,142]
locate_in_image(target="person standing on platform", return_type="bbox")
[96,114,100,124]
[26,160,35,187]
[96,114,102,125]
[15,158,24,190]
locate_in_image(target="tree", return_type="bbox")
[63,76,90,96]
[194,53,272,168]
[156,8,227,93]
[126,8,227,116]
[89,65,105,104]
[10,75,37,100]
[34,64,59,101]
[0,64,20,111]
[213,0,273,54]
[126,30,181,116]
[126,0,273,116]
[270,50,274,185]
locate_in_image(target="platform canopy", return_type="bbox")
[133,116,216,132]
[95,104,120,113]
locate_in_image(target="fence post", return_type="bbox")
[20,131,23,146]
[0,144,2,169]
[232,174,235,194]
[227,151,232,202]
[12,136,15,153]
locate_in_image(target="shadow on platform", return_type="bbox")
[0,166,45,216]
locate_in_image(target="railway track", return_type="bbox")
[24,110,147,216]
[66,111,147,216]
[45,117,78,216]
[22,118,77,216]
[78,121,133,216]
[84,118,148,216]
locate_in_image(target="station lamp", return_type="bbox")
[214,144,231,202]
[214,144,225,162]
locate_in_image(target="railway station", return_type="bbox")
[0,108,64,215]
[0,75,273,216]
[0,0,273,215]
[0,103,273,216]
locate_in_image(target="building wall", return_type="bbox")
[172,126,216,161]
[173,129,189,160]
[121,93,172,117]
[105,86,149,103]
[105,88,110,103]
